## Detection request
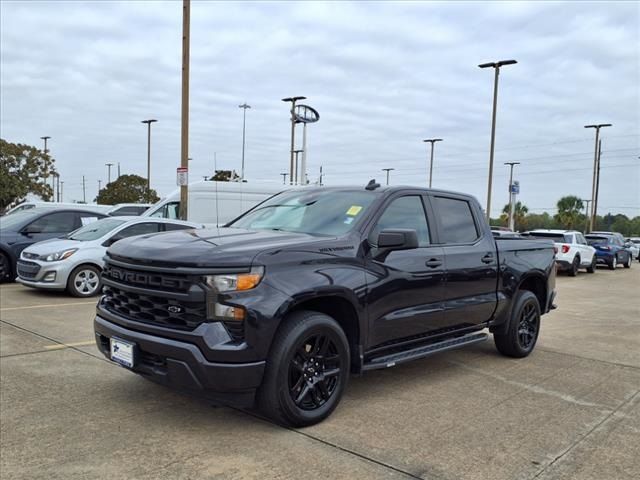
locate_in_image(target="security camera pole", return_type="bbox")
[478,59,517,220]
[179,0,191,220]
[504,162,520,231]
[238,103,251,181]
[382,168,394,185]
[281,96,306,184]
[584,123,611,231]
[423,138,442,188]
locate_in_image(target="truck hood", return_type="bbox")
[106,227,329,268]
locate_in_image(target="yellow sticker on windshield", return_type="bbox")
[346,205,363,216]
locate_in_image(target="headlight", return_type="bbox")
[40,248,78,262]
[204,266,264,292]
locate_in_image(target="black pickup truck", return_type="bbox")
[94,183,556,426]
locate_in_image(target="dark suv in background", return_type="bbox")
[586,233,633,270]
[0,208,107,281]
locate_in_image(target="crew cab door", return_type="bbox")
[429,194,498,329]
[364,194,446,347]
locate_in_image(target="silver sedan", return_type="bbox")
[16,217,203,297]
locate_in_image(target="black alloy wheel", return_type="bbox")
[517,302,539,350]
[289,333,342,410]
[586,256,596,274]
[624,254,632,269]
[569,256,579,277]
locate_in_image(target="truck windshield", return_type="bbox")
[228,189,376,236]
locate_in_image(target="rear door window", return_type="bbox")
[115,222,162,239]
[28,212,77,233]
[432,196,479,244]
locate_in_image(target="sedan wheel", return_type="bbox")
[68,265,101,297]
[609,256,617,270]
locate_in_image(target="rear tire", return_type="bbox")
[608,256,617,270]
[624,254,631,269]
[586,256,596,274]
[494,290,541,358]
[67,265,102,297]
[568,256,579,277]
[257,310,350,427]
[0,252,11,283]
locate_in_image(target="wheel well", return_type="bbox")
[518,275,546,310]
[290,296,361,371]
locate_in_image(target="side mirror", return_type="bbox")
[376,229,419,250]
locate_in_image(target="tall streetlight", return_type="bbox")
[382,168,395,185]
[584,123,612,231]
[581,199,592,233]
[238,103,251,181]
[280,173,288,185]
[504,162,520,231]
[479,59,517,219]
[141,119,158,202]
[423,138,442,188]
[60,181,64,202]
[105,163,114,184]
[41,136,52,202]
[282,96,306,184]
[293,149,303,185]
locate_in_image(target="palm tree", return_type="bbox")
[554,196,584,229]
[501,201,529,231]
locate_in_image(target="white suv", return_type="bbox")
[526,229,596,276]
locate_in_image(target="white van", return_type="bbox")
[4,202,112,216]
[144,180,286,225]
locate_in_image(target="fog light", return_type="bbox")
[43,272,56,282]
[214,303,245,321]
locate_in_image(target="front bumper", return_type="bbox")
[16,259,70,290]
[94,315,266,407]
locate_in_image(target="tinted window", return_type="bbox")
[113,206,146,216]
[432,197,478,243]
[28,212,77,233]
[527,232,568,242]
[576,233,587,245]
[586,236,609,246]
[115,222,161,240]
[163,223,194,231]
[372,196,430,246]
[149,202,180,219]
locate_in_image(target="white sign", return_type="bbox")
[176,167,188,186]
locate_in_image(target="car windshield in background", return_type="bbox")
[527,232,569,242]
[585,235,609,245]
[0,210,41,229]
[228,189,376,236]
[68,218,127,241]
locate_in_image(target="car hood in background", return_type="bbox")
[22,238,83,255]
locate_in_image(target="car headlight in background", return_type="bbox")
[39,248,78,262]
[204,266,264,292]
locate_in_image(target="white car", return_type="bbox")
[625,237,640,261]
[16,217,203,297]
[526,229,597,276]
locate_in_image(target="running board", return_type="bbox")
[362,332,488,371]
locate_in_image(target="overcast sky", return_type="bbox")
[1,0,638,217]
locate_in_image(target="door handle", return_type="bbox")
[425,258,442,268]
[481,254,494,264]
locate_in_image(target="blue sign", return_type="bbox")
[510,181,520,194]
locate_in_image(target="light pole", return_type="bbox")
[41,136,51,201]
[293,149,303,185]
[141,119,157,202]
[98,179,102,192]
[105,163,114,184]
[60,181,64,202]
[584,123,612,231]
[423,138,442,188]
[382,168,395,185]
[238,103,251,181]
[504,162,520,231]
[479,59,517,219]
[55,173,61,202]
[280,173,288,185]
[582,199,592,233]
[282,96,306,184]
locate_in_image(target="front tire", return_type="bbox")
[494,290,541,358]
[257,310,350,427]
[67,265,102,297]
[0,252,12,283]
[609,256,617,270]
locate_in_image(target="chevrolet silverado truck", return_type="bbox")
[94,183,557,426]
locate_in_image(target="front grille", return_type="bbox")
[102,264,192,293]
[17,260,41,279]
[102,285,206,330]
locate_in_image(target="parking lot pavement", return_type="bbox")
[1,266,639,480]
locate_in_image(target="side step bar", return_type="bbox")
[362,332,488,371]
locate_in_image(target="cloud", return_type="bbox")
[1,0,638,216]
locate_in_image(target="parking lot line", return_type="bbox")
[44,340,96,351]
[0,301,96,312]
